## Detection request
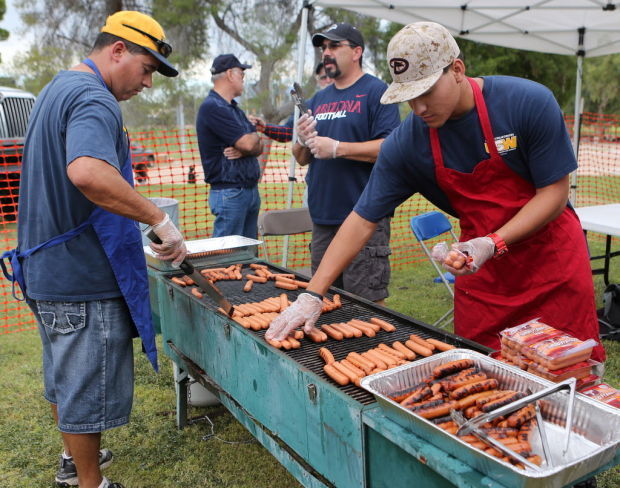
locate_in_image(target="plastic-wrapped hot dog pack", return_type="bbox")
[580,383,620,409]
[496,319,600,388]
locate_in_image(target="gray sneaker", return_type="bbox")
[55,449,114,486]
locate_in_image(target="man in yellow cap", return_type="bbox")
[12,10,184,488]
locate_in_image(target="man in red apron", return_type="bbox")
[2,11,186,488]
[266,22,605,366]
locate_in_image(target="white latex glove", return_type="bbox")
[265,293,323,341]
[148,213,187,267]
[296,112,317,146]
[307,136,339,159]
[444,237,495,275]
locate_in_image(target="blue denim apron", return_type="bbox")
[1,59,158,370]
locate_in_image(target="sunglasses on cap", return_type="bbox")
[122,23,172,58]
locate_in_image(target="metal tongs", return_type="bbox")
[453,378,577,467]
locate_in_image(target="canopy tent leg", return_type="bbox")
[570,28,585,206]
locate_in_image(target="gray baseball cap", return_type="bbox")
[381,22,460,105]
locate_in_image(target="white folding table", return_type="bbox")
[575,204,620,285]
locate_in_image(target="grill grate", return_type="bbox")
[166,262,489,405]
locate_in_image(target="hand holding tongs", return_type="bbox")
[455,378,577,462]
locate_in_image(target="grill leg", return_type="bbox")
[174,362,189,429]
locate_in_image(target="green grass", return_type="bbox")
[0,247,618,487]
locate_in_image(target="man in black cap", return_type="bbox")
[292,23,400,304]
[196,54,263,238]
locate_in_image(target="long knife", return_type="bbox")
[146,230,235,316]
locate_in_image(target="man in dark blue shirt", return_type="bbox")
[293,23,401,304]
[196,54,263,238]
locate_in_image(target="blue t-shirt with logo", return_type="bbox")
[354,76,576,222]
[305,74,401,225]
[196,90,260,189]
[18,70,128,300]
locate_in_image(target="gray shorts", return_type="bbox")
[311,217,391,302]
[28,297,135,434]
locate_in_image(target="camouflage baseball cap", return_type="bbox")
[381,22,460,105]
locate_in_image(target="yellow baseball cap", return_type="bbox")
[101,10,178,77]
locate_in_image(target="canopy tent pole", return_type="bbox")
[570,27,585,206]
[282,1,311,267]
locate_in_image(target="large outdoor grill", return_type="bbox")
[146,237,620,488]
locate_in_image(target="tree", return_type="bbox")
[583,54,620,114]
[0,0,10,64]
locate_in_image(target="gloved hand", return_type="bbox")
[296,112,317,146]
[265,292,323,341]
[149,213,187,267]
[307,136,339,159]
[444,236,495,275]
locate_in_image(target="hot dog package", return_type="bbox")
[499,318,563,351]
[526,359,598,382]
[580,383,620,409]
[521,333,597,371]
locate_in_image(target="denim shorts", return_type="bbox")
[311,217,392,302]
[28,298,135,433]
[209,186,261,239]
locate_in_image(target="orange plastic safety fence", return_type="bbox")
[2,113,619,333]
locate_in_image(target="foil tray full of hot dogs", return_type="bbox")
[361,349,620,488]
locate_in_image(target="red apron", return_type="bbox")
[430,77,605,362]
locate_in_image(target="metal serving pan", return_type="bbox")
[144,236,261,271]
[360,349,620,488]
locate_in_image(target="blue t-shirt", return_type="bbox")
[18,70,128,301]
[196,90,260,189]
[355,76,576,222]
[305,74,401,225]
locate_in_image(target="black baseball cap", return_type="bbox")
[312,23,365,51]
[210,54,252,75]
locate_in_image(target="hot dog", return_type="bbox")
[341,359,365,378]
[347,352,375,372]
[506,405,536,428]
[368,349,398,367]
[480,391,526,413]
[293,280,309,289]
[171,276,186,286]
[335,322,361,338]
[457,389,500,409]
[243,280,254,292]
[347,322,376,338]
[405,340,433,357]
[413,400,459,419]
[275,276,297,285]
[377,343,406,359]
[432,359,475,379]
[361,351,387,370]
[323,364,349,386]
[246,274,268,283]
[250,263,267,270]
[286,337,301,349]
[369,317,397,332]
[450,379,499,400]
[266,338,282,349]
[275,281,299,290]
[400,386,433,406]
[319,347,335,364]
[391,341,416,360]
[426,338,455,351]
[443,373,489,392]
[279,293,288,312]
[333,294,342,307]
[409,333,436,351]
[345,354,373,375]
[350,319,381,333]
[331,323,354,339]
[191,287,203,299]
[306,328,328,343]
[321,324,344,341]
[332,362,362,386]
[232,316,251,329]
[293,330,304,340]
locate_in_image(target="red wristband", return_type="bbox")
[487,233,508,258]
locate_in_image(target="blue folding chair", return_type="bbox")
[410,211,458,328]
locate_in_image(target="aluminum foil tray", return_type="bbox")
[360,349,620,488]
[144,236,261,271]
